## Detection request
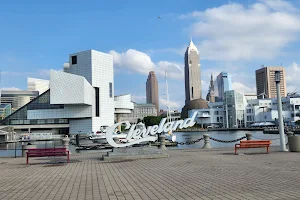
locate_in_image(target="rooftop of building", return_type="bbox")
[134,103,156,107]
[186,39,199,54]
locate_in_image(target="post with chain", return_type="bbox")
[202,134,212,149]
[159,134,168,150]
[245,133,252,140]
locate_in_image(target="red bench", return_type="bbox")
[235,140,272,155]
[26,148,70,164]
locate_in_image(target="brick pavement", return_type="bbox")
[0,147,300,200]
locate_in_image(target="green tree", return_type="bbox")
[143,116,163,126]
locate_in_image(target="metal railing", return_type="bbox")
[0,140,63,158]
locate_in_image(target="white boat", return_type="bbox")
[164,71,176,142]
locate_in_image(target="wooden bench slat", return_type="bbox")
[235,140,271,155]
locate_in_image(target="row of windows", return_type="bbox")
[246,109,254,113]
[9,119,68,125]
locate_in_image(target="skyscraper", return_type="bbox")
[206,73,215,103]
[146,71,159,114]
[255,66,287,99]
[214,72,232,102]
[184,39,201,103]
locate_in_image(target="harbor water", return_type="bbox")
[0,130,284,157]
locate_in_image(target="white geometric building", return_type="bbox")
[1,50,134,134]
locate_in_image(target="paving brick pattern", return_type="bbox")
[0,147,300,200]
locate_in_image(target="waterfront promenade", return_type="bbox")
[0,147,299,200]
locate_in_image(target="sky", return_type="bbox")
[1,0,300,111]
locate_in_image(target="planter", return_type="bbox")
[288,136,300,152]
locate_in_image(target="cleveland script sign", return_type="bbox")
[106,112,197,147]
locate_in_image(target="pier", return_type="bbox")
[0,146,300,200]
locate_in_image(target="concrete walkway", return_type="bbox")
[0,147,299,200]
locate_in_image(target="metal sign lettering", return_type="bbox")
[106,112,197,147]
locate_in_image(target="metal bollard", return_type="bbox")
[202,134,212,149]
[158,134,168,150]
[246,133,252,140]
[75,134,80,146]
[62,135,70,154]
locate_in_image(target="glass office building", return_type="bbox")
[214,72,232,102]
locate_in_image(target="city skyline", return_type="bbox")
[2,0,300,110]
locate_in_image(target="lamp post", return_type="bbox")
[275,71,287,151]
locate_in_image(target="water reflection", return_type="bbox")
[0,130,283,157]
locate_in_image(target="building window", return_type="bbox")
[109,82,113,98]
[192,87,194,98]
[71,56,77,65]
[95,87,99,117]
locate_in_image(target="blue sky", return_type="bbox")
[1,0,300,110]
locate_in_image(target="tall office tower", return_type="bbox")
[206,73,215,103]
[255,66,287,99]
[146,71,159,114]
[184,39,201,103]
[214,72,232,102]
[27,77,50,95]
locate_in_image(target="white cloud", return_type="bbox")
[159,97,182,111]
[285,62,300,93]
[181,0,300,61]
[109,49,184,80]
[1,87,21,91]
[131,95,146,103]
[1,69,50,79]
[232,82,256,94]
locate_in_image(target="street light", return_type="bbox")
[275,70,287,151]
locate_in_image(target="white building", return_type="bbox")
[0,90,39,112]
[186,89,300,129]
[27,77,50,94]
[188,90,247,128]
[1,50,134,134]
[188,102,224,128]
[245,96,300,126]
[118,103,157,123]
[223,90,247,128]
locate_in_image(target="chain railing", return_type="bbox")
[209,136,247,143]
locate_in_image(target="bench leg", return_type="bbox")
[267,146,269,154]
[235,147,237,155]
[67,151,70,163]
[26,156,29,165]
